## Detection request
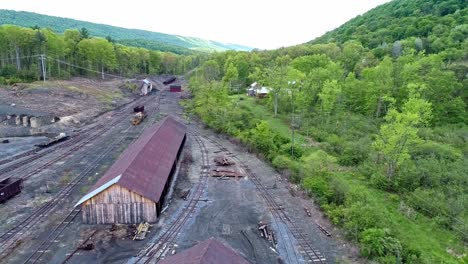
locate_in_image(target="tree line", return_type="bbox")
[0,25,205,84]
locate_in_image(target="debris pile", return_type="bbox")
[258,221,276,246]
[133,222,151,240]
[316,223,332,237]
[213,155,235,166]
[78,243,95,250]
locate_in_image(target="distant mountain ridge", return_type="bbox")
[0,10,253,53]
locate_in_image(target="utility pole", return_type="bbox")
[288,81,296,158]
[40,54,46,83]
[292,90,295,158]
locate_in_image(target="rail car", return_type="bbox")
[169,85,182,92]
[0,177,23,203]
[163,76,176,85]
[132,105,147,125]
[36,132,69,148]
[133,105,145,113]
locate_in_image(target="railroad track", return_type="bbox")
[0,136,122,258]
[0,94,162,262]
[21,208,81,264]
[0,97,154,182]
[206,136,327,264]
[133,132,211,264]
[0,96,145,179]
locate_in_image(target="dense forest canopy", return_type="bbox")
[0,10,253,53]
[312,0,467,53]
[183,0,467,263]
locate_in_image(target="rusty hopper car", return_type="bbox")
[163,76,176,85]
[0,177,23,203]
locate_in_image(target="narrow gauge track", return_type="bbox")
[0,136,122,259]
[0,95,145,178]
[206,137,327,264]
[0,95,152,181]
[0,94,161,262]
[133,132,210,264]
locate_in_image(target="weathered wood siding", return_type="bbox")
[81,185,157,224]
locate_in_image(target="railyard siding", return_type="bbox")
[81,185,157,224]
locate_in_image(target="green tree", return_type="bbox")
[222,62,239,87]
[374,92,432,180]
[318,79,342,115]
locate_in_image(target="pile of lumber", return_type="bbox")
[211,168,243,178]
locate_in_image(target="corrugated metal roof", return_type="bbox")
[77,115,186,204]
[159,238,251,264]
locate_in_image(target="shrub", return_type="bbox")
[338,139,371,166]
[279,143,305,159]
[303,174,333,204]
[411,140,462,161]
[301,149,337,174]
[272,155,295,170]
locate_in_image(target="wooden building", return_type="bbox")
[140,79,153,96]
[75,115,186,224]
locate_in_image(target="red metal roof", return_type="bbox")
[159,238,251,264]
[80,115,186,204]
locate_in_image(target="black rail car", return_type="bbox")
[0,177,23,203]
[36,133,69,148]
[133,105,145,113]
[163,76,176,85]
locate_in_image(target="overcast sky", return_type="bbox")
[0,0,392,49]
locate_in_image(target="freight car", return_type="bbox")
[133,105,145,113]
[0,177,23,203]
[132,105,147,125]
[163,76,176,85]
[169,85,182,92]
[36,132,69,148]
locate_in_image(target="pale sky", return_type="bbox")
[0,0,392,49]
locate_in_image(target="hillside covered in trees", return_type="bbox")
[184,0,467,263]
[0,10,252,53]
[0,24,206,84]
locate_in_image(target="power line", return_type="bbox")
[0,54,42,63]
[47,55,127,80]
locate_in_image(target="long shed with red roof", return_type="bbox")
[75,115,186,224]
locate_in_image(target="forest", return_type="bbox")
[183,0,467,263]
[0,0,466,263]
[0,25,206,84]
[0,10,252,53]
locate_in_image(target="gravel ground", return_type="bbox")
[0,136,48,160]
[0,76,362,264]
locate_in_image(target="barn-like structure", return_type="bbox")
[75,115,186,224]
[159,238,251,264]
